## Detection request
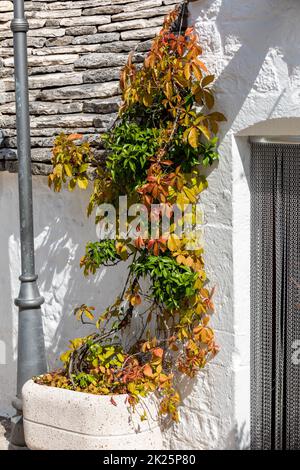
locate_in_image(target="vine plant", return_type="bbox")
[37,6,225,422]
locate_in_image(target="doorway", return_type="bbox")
[250,140,300,449]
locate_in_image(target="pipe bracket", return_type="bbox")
[10,18,29,33]
[15,275,44,309]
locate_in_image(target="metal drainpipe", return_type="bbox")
[10,0,47,448]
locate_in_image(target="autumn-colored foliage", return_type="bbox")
[41,6,225,422]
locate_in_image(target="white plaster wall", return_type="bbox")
[164,0,300,450]
[1,0,300,450]
[0,173,128,417]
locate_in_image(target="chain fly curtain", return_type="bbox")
[250,142,300,450]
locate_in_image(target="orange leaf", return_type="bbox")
[67,133,82,141]
[143,364,153,377]
[194,58,208,72]
[183,256,194,267]
[130,294,142,306]
[185,27,194,37]
[153,348,164,358]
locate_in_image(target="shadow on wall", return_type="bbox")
[0,172,128,416]
[0,172,17,417]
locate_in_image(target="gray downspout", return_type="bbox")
[10,0,47,448]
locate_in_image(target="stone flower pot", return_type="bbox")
[22,380,163,450]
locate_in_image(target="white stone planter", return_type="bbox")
[22,380,163,450]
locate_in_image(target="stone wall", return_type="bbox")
[0,0,182,174]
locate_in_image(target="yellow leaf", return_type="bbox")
[84,308,94,320]
[127,382,136,394]
[195,302,206,315]
[165,81,173,100]
[68,179,76,192]
[181,328,188,338]
[77,177,89,190]
[176,254,186,265]
[60,350,71,363]
[64,163,73,177]
[191,62,202,82]
[198,125,211,140]
[167,234,181,252]
[143,93,152,107]
[116,242,128,260]
[159,373,169,384]
[184,62,191,80]
[53,163,63,178]
[194,115,207,126]
[183,186,197,203]
[176,192,188,210]
[70,338,84,350]
[188,127,199,149]
[79,163,89,174]
[197,179,208,193]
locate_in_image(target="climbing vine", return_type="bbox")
[38,6,225,422]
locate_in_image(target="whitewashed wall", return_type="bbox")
[0,173,130,418]
[166,0,300,450]
[1,0,300,450]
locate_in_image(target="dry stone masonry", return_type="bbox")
[0,0,182,175]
